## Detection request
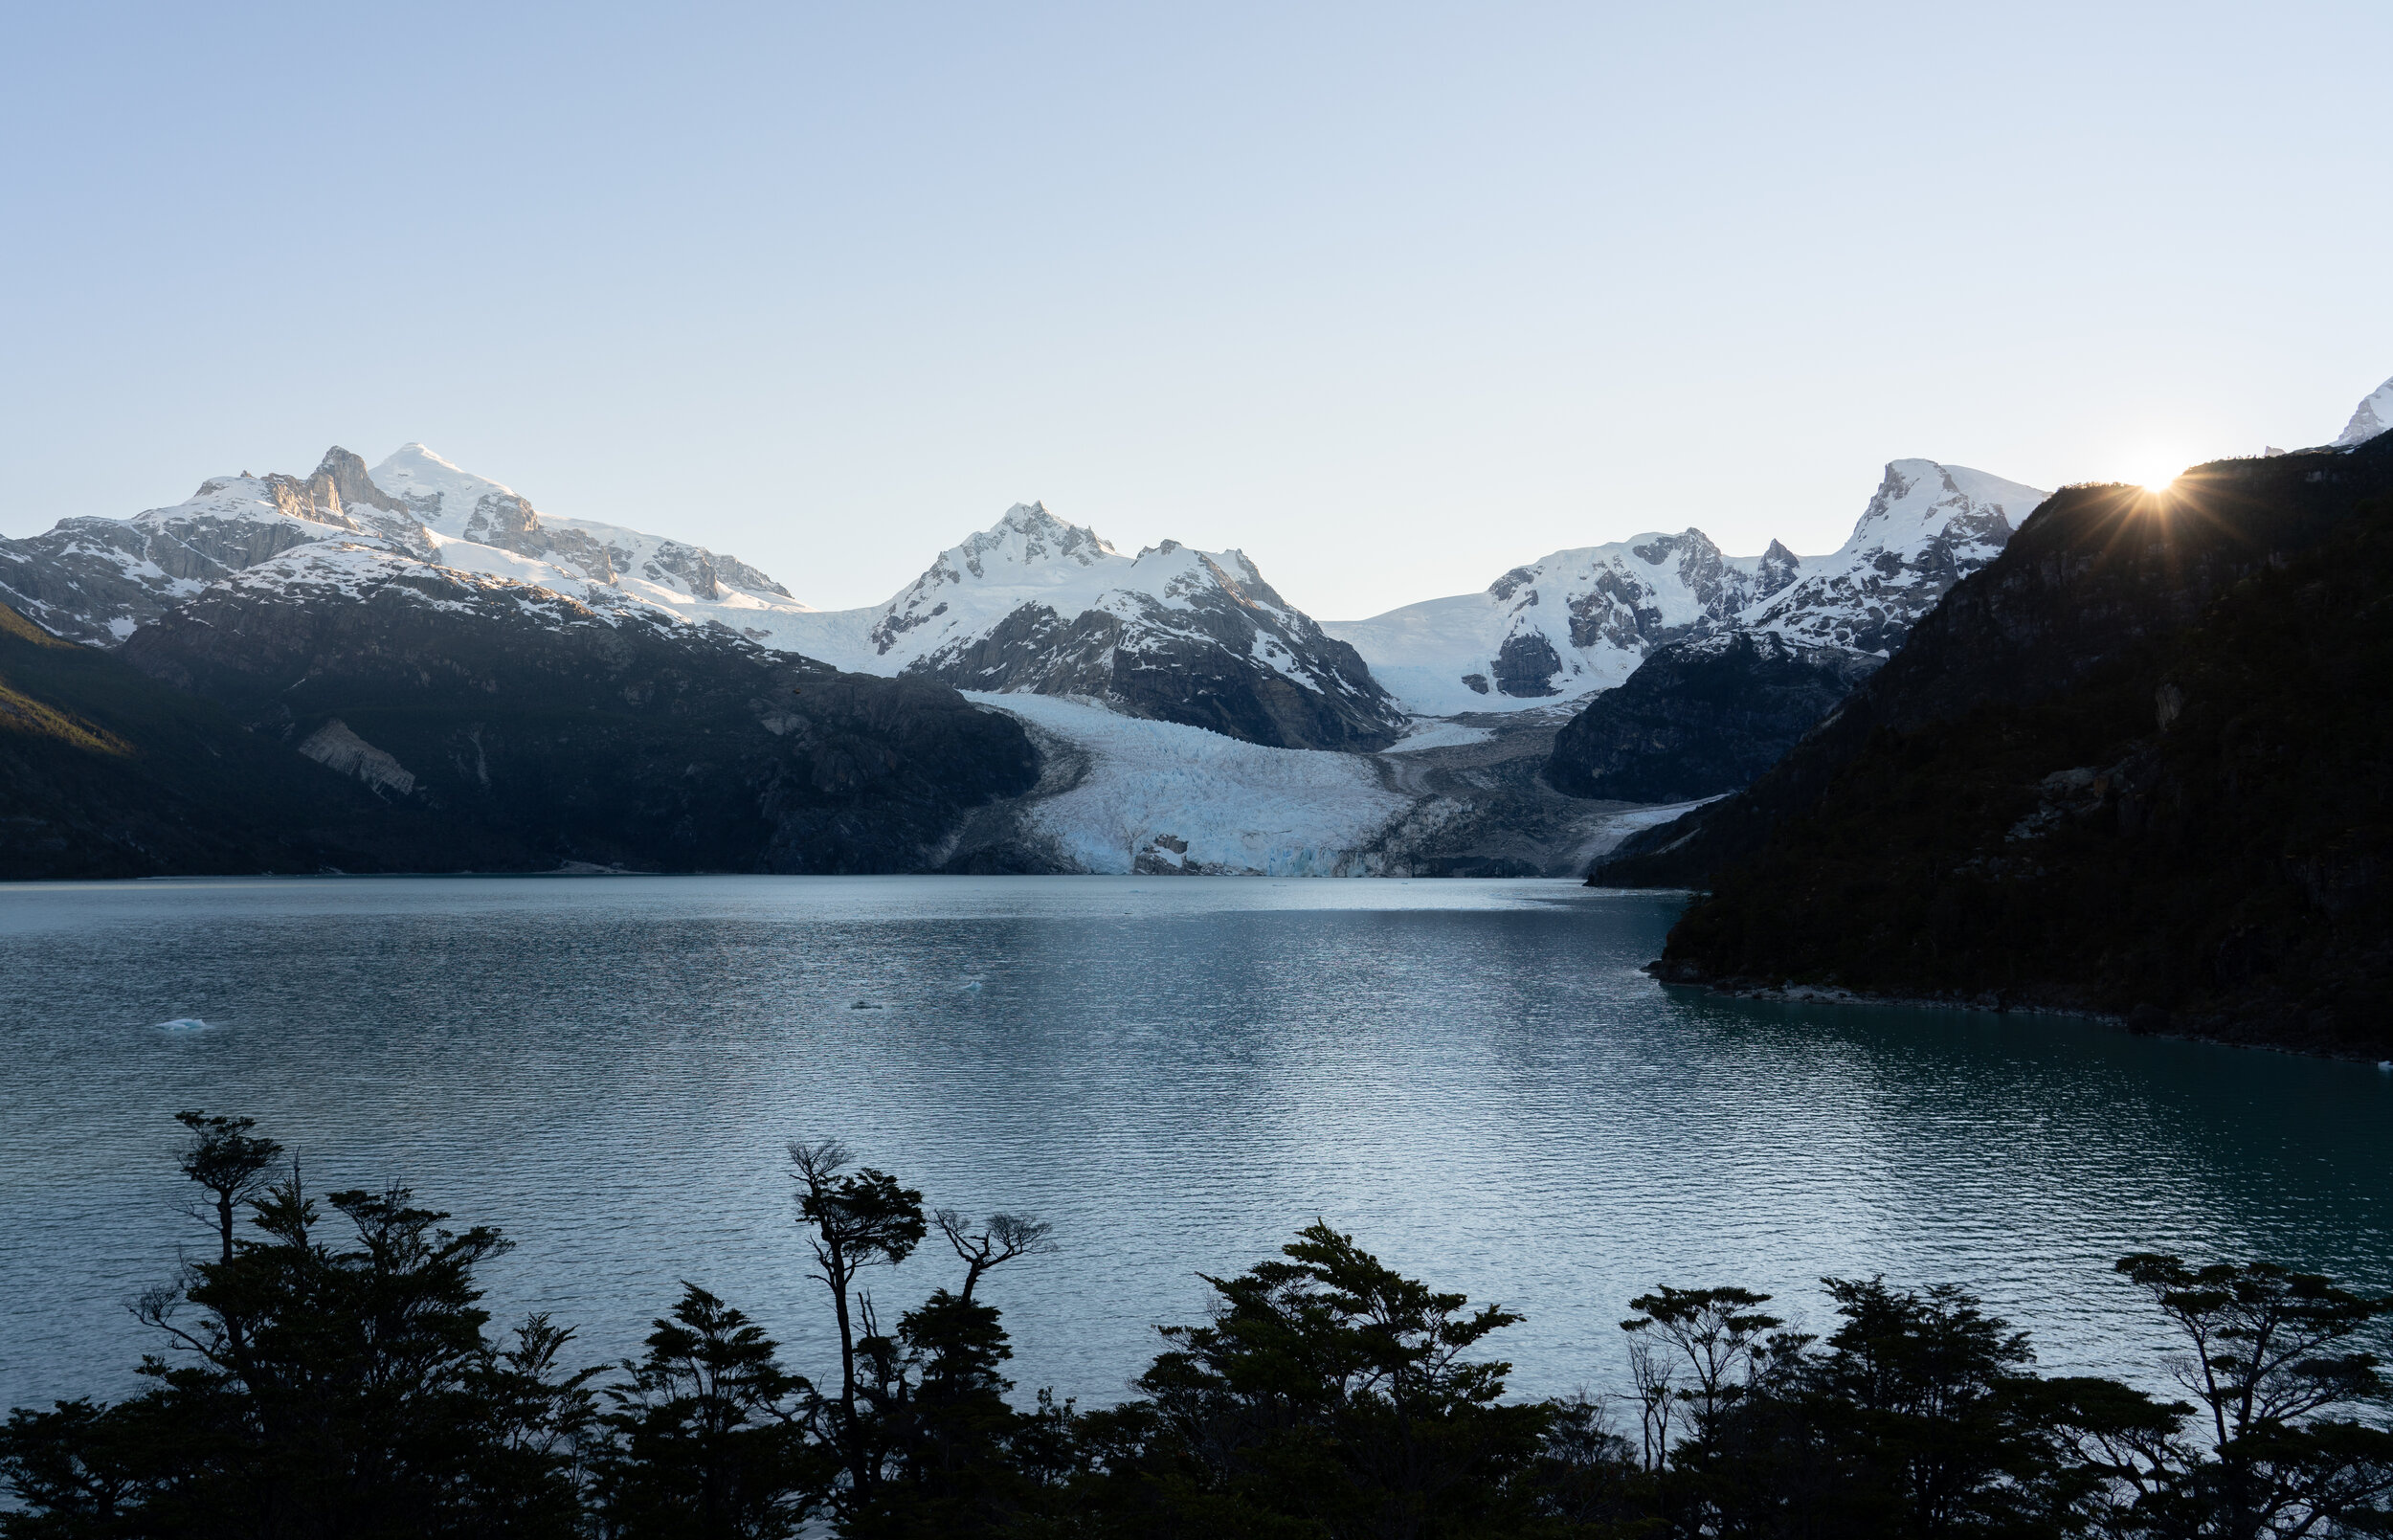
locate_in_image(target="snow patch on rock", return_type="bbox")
[2335,376,2393,448]
[297,719,418,798]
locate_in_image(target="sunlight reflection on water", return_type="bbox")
[3,876,2388,1411]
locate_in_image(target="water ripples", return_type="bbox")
[2,875,2387,1412]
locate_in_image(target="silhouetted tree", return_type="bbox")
[1,1118,596,1540]
[787,1140,927,1460]
[15,1118,2393,1540]
[1062,1221,1550,1539]
[596,1284,822,1540]
[2116,1254,2393,1538]
[173,1110,282,1266]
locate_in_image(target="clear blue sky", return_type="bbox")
[4,2,2387,617]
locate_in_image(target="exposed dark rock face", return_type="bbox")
[1491,632,1564,697]
[1359,713,1679,877]
[81,550,1042,876]
[1600,434,2393,1060]
[311,446,414,521]
[1543,633,1881,803]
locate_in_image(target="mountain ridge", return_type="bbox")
[1324,459,2046,716]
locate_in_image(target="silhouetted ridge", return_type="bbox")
[1599,432,2393,1058]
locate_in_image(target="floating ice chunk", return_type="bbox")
[155,1017,212,1034]
[960,981,983,992]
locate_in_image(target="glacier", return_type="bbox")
[959,691,1707,878]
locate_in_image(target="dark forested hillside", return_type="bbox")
[1599,434,2393,1059]
[0,555,1043,878]
[1542,632,1880,803]
[114,558,1042,876]
[0,601,482,878]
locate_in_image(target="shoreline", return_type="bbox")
[1646,964,2393,1068]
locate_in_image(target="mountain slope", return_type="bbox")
[1542,633,1882,803]
[1736,461,2039,653]
[1324,528,1802,715]
[108,542,1042,875]
[1604,432,2393,1059]
[0,450,430,646]
[1326,460,2045,715]
[0,599,490,878]
[368,443,800,610]
[772,502,1406,750]
[2,449,1399,753]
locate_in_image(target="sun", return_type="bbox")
[2117,451,2189,495]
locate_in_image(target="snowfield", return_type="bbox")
[965,693,1411,875]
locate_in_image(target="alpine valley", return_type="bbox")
[3,379,2385,932]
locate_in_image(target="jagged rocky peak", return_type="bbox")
[0,438,814,651]
[950,502,1115,579]
[1737,458,2046,657]
[1755,539,1802,594]
[1203,547,1276,599]
[2335,375,2393,448]
[353,444,802,604]
[1847,459,2031,548]
[311,447,412,518]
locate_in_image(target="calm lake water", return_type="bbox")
[4,876,2389,1415]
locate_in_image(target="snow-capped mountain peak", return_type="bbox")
[369,443,540,543]
[1842,459,2036,554]
[1716,458,2042,654]
[953,502,1116,578]
[1327,458,2048,715]
[2335,376,2393,448]
[0,442,803,648]
[743,502,1406,749]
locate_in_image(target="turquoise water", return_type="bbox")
[2,876,2387,1413]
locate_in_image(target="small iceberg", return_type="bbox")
[155,1017,213,1034]
[960,980,983,993]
